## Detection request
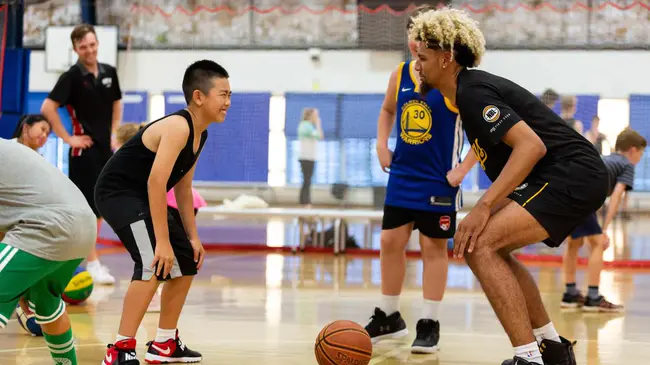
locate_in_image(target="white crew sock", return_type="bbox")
[155,328,177,343]
[116,334,133,343]
[532,322,561,345]
[379,295,400,315]
[514,341,543,364]
[421,299,441,321]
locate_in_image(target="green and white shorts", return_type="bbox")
[0,243,82,328]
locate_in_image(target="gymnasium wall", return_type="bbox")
[22,48,650,193]
[27,50,650,97]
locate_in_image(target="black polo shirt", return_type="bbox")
[48,62,122,154]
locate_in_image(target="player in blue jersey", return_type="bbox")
[364,5,477,354]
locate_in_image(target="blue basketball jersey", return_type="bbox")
[385,61,463,213]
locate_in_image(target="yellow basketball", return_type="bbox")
[62,268,94,305]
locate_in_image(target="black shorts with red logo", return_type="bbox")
[381,205,456,239]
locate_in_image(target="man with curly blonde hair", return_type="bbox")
[409,8,609,365]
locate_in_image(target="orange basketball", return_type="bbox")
[315,320,372,365]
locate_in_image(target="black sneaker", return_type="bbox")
[364,307,408,344]
[583,295,624,313]
[501,337,576,365]
[561,291,585,308]
[144,330,202,364]
[411,319,440,354]
[539,337,577,365]
[501,357,536,365]
[102,339,140,365]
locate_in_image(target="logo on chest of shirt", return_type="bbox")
[400,100,433,145]
[483,105,500,123]
[471,138,487,170]
[102,77,112,88]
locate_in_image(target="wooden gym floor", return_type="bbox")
[1,250,649,365]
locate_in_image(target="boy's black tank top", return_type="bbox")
[95,109,207,227]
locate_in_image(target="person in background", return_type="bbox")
[560,95,584,134]
[297,108,323,207]
[561,128,646,312]
[540,88,559,110]
[11,114,51,151]
[41,24,122,286]
[585,115,609,155]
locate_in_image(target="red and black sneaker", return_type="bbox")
[102,339,140,365]
[144,330,202,364]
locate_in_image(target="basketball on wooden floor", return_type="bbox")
[62,267,94,305]
[315,320,372,365]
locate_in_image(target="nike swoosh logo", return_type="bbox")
[402,88,411,92]
[151,344,171,355]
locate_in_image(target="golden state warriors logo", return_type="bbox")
[400,100,433,145]
[472,138,487,170]
[483,105,500,123]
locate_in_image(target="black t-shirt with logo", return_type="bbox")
[455,69,603,187]
[47,62,122,156]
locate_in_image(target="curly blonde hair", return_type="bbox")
[408,7,486,68]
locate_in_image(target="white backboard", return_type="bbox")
[45,25,118,73]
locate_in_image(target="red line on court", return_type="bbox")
[130,1,649,17]
[96,237,650,269]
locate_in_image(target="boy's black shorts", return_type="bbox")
[97,197,198,281]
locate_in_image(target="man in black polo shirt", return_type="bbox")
[41,23,121,285]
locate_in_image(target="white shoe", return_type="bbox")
[87,264,116,285]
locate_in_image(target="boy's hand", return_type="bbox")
[446,166,468,187]
[190,238,205,270]
[151,241,175,278]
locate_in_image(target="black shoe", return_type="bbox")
[144,330,202,364]
[539,337,577,365]
[411,319,440,354]
[583,295,625,313]
[501,357,536,365]
[364,307,408,344]
[561,292,585,309]
[501,337,576,365]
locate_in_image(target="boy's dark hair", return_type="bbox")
[615,128,647,152]
[70,24,96,47]
[540,88,559,106]
[406,4,437,31]
[11,114,50,139]
[182,60,229,104]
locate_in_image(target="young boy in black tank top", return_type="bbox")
[95,60,231,365]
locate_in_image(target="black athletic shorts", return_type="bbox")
[113,210,198,282]
[69,146,111,218]
[570,212,602,239]
[382,205,456,239]
[507,162,608,248]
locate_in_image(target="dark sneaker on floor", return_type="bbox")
[561,291,585,308]
[501,337,577,365]
[501,356,538,365]
[411,319,440,354]
[364,307,408,344]
[144,330,202,364]
[539,337,577,365]
[583,295,624,313]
